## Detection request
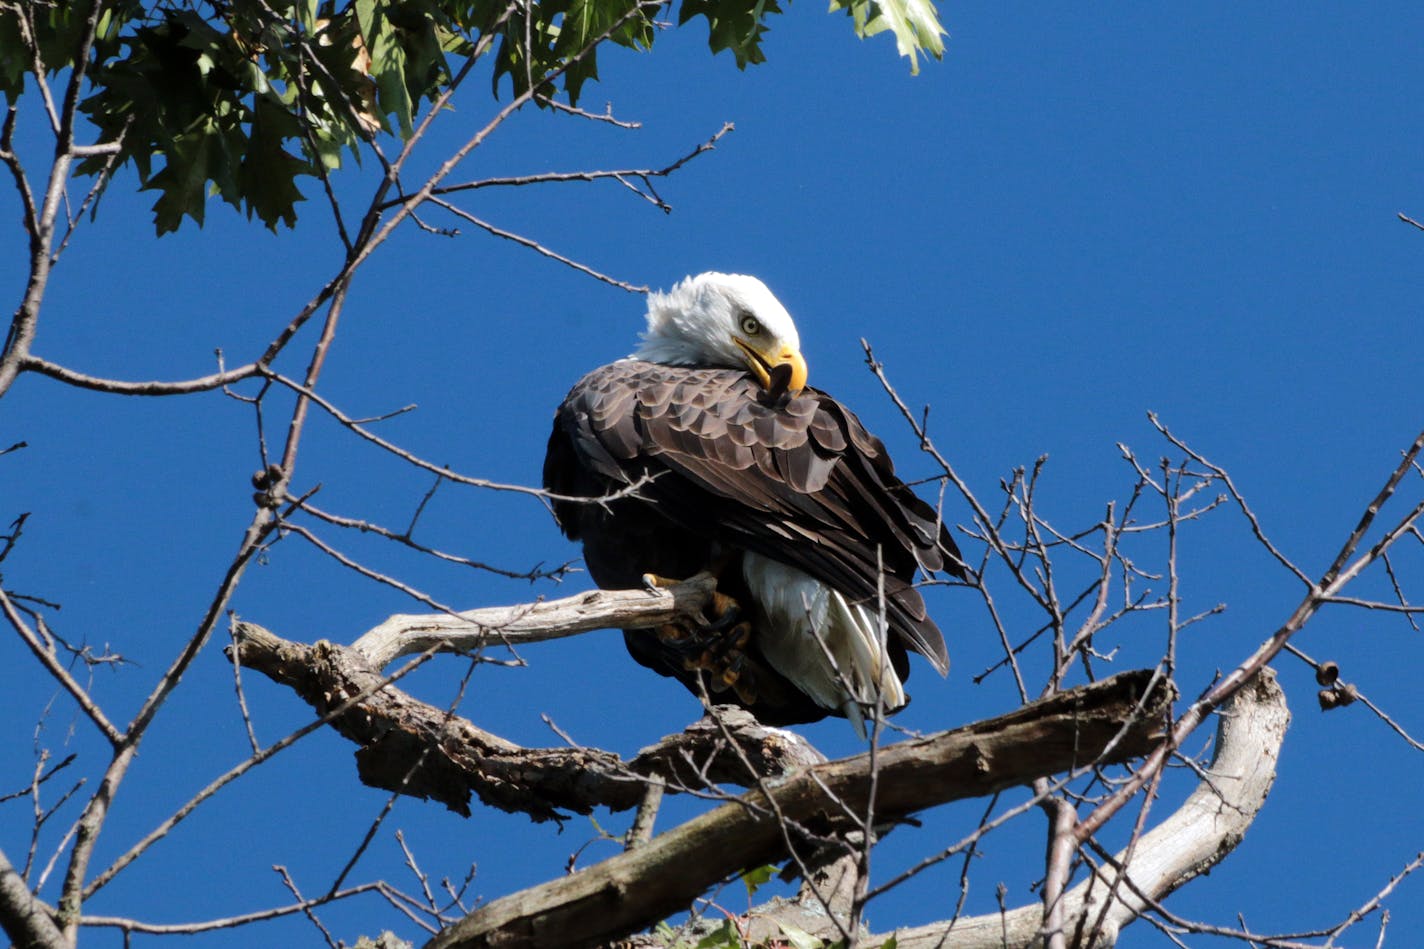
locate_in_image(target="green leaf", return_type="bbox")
[354,0,380,51]
[356,0,414,136]
[693,919,740,949]
[240,100,307,230]
[741,863,776,898]
[0,11,26,98]
[145,124,215,233]
[299,0,321,30]
[679,0,781,68]
[38,0,944,235]
[828,0,945,74]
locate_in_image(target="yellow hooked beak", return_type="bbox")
[732,337,809,397]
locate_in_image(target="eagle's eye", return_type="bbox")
[739,314,762,337]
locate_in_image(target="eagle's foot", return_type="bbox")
[715,649,760,706]
[645,579,758,702]
[682,617,754,687]
[642,572,678,592]
[654,621,694,645]
[689,620,752,668]
[642,569,720,593]
[641,570,737,628]
[704,591,743,632]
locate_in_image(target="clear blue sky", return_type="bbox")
[3,4,1424,946]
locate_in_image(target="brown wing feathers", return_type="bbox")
[547,360,960,675]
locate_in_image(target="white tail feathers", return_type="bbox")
[740,552,906,738]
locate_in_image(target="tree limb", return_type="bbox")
[421,669,1172,949]
[0,846,63,949]
[872,668,1288,948]
[230,615,820,820]
[349,575,715,668]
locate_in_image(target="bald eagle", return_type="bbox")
[543,273,963,734]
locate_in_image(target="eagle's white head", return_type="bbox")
[634,272,809,396]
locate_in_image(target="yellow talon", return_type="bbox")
[656,623,692,645]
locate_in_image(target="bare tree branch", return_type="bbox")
[0,845,63,949]
[1077,424,1424,846]
[862,668,1287,949]
[231,615,829,819]
[420,670,1171,949]
[19,355,264,396]
[78,881,385,936]
[350,575,716,667]
[0,586,121,745]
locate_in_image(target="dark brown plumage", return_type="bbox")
[544,358,965,726]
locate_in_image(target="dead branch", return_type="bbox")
[77,881,386,937]
[870,668,1288,949]
[0,846,63,949]
[349,575,716,668]
[419,669,1171,949]
[652,669,1288,949]
[419,122,733,206]
[230,617,821,820]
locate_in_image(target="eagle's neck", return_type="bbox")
[633,328,737,370]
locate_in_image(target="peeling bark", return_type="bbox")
[421,670,1172,949]
[349,577,716,669]
[231,621,823,820]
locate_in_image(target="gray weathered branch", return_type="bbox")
[349,575,715,668]
[233,606,1170,831]
[0,847,63,949]
[230,617,820,820]
[234,588,1194,949]
[421,670,1172,949]
[874,668,1289,949]
[620,669,1289,949]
